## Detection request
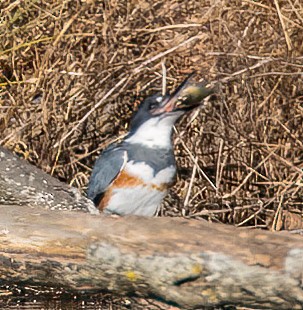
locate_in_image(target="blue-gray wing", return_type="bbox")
[87,144,127,205]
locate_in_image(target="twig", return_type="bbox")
[223,148,278,198]
[215,138,224,194]
[53,76,129,148]
[218,59,274,84]
[249,72,303,78]
[53,12,79,46]
[121,23,202,33]
[274,118,303,147]
[242,0,271,10]
[133,34,206,74]
[188,186,207,206]
[286,0,303,25]
[271,195,284,231]
[184,157,198,207]
[257,77,282,110]
[161,59,167,96]
[274,0,293,51]
[206,52,274,60]
[264,149,303,176]
[243,0,303,30]
[0,37,53,56]
[235,206,264,227]
[174,127,217,191]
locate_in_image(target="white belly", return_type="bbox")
[104,186,167,216]
[104,161,176,216]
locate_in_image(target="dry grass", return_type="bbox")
[1,0,303,229]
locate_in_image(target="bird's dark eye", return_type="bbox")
[148,95,163,110]
[149,101,158,110]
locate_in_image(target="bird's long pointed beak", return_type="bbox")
[152,72,215,115]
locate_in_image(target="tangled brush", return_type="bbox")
[1,0,302,230]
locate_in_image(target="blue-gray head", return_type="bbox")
[126,73,214,148]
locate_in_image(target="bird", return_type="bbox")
[87,73,215,216]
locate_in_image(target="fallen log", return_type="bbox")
[1,205,303,309]
[0,146,97,213]
[0,146,303,309]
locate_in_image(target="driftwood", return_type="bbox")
[0,146,97,214]
[0,146,303,309]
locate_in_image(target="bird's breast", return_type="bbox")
[125,160,176,185]
[99,161,176,216]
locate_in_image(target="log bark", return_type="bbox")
[0,146,97,213]
[1,205,303,309]
[0,147,303,309]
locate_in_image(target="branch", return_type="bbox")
[0,146,97,214]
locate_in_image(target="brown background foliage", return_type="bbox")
[1,0,303,229]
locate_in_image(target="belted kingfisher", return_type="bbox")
[87,73,214,216]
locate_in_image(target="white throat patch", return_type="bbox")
[126,114,180,148]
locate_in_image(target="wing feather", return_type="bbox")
[87,145,127,205]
